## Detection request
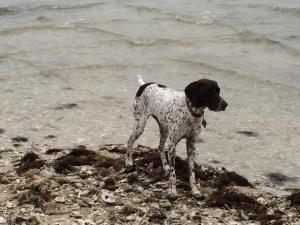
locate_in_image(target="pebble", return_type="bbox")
[40,169,55,178]
[0,217,6,224]
[159,200,171,209]
[257,197,267,205]
[55,196,65,203]
[0,143,298,225]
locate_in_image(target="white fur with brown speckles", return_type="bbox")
[126,76,208,199]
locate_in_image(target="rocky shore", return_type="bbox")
[0,144,299,225]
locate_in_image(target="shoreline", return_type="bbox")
[0,143,299,224]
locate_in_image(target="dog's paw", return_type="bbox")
[192,193,205,201]
[167,193,178,201]
[125,158,133,167]
[123,165,136,173]
[163,164,170,173]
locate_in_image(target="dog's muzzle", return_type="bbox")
[216,98,228,112]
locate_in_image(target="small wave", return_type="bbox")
[125,37,194,46]
[0,7,19,16]
[0,25,54,36]
[121,1,216,26]
[167,57,238,75]
[122,2,162,14]
[236,29,300,56]
[174,14,215,25]
[27,3,104,12]
[55,21,77,29]
[126,37,156,46]
[273,6,300,18]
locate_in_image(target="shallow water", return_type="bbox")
[0,0,299,187]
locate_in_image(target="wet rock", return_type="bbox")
[237,130,258,137]
[266,172,296,184]
[11,136,28,142]
[45,135,56,139]
[54,103,78,110]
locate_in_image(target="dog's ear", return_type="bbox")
[184,81,201,107]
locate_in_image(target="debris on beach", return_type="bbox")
[0,144,299,224]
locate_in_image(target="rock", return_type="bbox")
[101,191,116,203]
[54,196,65,203]
[257,197,267,205]
[40,169,55,178]
[241,211,249,220]
[258,186,291,197]
[82,197,95,205]
[159,200,171,209]
[0,217,6,224]
[150,202,160,209]
[71,211,82,218]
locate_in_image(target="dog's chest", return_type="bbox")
[144,86,203,136]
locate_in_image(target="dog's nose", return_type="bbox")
[221,100,228,111]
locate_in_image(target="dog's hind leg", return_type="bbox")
[126,111,149,167]
[158,127,169,172]
[152,115,169,172]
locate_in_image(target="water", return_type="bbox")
[0,0,299,187]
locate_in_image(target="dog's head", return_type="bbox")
[184,79,228,112]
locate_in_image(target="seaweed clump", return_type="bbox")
[206,189,266,214]
[16,152,45,175]
[15,183,50,207]
[213,170,253,189]
[54,148,98,174]
[287,191,300,207]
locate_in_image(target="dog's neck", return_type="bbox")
[185,96,205,118]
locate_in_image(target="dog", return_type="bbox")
[126,75,228,199]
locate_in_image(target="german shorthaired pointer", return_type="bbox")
[126,75,228,200]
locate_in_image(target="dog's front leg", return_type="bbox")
[186,139,202,198]
[167,142,177,200]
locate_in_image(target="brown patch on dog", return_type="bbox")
[136,83,166,97]
[136,83,154,97]
[184,79,226,111]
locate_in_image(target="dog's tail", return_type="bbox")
[137,75,145,85]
